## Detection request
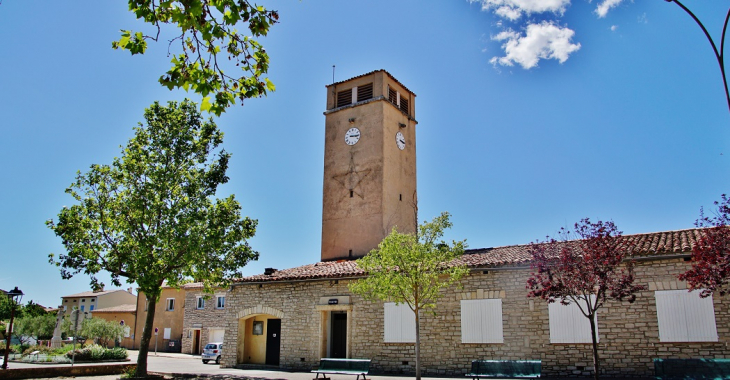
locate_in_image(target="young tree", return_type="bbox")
[80,318,125,348]
[47,99,258,377]
[526,219,645,380]
[349,212,468,380]
[113,1,279,116]
[14,314,56,342]
[678,194,730,297]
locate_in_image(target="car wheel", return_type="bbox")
[202,360,209,364]
[216,356,220,365]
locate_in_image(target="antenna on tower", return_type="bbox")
[332,65,336,84]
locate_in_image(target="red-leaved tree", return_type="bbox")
[526,219,645,380]
[678,194,730,297]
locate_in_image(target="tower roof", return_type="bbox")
[327,69,416,96]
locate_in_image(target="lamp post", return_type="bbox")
[2,287,24,370]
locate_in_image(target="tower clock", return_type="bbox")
[321,70,418,261]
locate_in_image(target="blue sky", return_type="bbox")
[1,1,727,309]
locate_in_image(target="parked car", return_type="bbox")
[201,342,222,364]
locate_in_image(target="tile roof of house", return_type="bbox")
[233,228,704,284]
[91,304,137,313]
[61,289,128,298]
[327,69,415,96]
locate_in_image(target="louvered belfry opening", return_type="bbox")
[388,87,397,104]
[357,83,373,102]
[399,97,409,114]
[337,89,352,108]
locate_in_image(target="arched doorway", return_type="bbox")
[236,306,284,366]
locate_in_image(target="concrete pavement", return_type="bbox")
[3,350,464,380]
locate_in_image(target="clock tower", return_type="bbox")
[321,70,417,261]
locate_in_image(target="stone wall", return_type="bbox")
[181,289,227,354]
[220,258,730,377]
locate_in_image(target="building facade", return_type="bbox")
[60,288,136,313]
[220,231,729,378]
[133,287,186,352]
[181,283,228,355]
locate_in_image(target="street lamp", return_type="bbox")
[2,287,24,370]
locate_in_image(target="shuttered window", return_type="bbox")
[548,296,597,344]
[461,299,503,343]
[384,302,416,343]
[357,83,373,102]
[655,290,718,342]
[337,89,352,108]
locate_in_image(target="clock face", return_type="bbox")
[345,127,361,146]
[395,131,405,150]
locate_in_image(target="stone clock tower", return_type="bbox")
[321,70,417,261]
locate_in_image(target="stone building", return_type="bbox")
[206,70,729,377]
[221,230,728,378]
[180,283,228,355]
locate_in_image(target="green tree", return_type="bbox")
[47,99,258,377]
[79,318,125,347]
[22,302,48,318]
[0,296,20,321]
[113,0,278,116]
[349,212,468,380]
[14,314,56,341]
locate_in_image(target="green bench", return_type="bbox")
[466,360,542,379]
[312,358,371,380]
[654,358,730,380]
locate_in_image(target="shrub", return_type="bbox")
[22,345,52,355]
[65,344,127,361]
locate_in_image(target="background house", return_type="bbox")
[90,304,136,349]
[134,286,185,352]
[60,288,136,313]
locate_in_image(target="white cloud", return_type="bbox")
[595,0,624,18]
[471,0,571,21]
[610,25,618,31]
[490,21,581,69]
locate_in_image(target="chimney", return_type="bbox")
[264,268,277,276]
[127,287,133,294]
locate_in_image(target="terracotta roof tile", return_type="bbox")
[61,289,130,298]
[90,304,137,313]
[233,228,704,283]
[326,69,415,96]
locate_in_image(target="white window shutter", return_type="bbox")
[549,296,597,344]
[163,327,171,339]
[384,302,416,343]
[655,290,717,342]
[351,87,357,104]
[461,299,503,343]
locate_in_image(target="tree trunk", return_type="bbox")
[415,306,421,380]
[136,294,158,377]
[589,313,600,380]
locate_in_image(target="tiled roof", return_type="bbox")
[233,228,704,284]
[61,289,128,298]
[91,304,137,313]
[327,69,415,96]
[234,260,366,283]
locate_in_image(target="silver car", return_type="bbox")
[201,342,223,364]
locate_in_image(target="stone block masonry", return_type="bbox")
[219,258,730,377]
